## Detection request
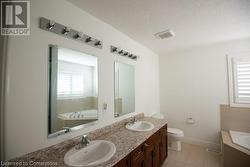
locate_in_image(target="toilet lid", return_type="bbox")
[168,128,184,135]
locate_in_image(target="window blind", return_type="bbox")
[233,57,250,103]
[57,73,84,97]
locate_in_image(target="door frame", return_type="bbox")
[0,35,9,161]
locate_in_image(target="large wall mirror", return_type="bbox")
[114,62,135,117]
[48,45,98,137]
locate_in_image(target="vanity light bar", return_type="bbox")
[110,46,138,60]
[39,17,103,49]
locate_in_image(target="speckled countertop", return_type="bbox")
[10,114,167,167]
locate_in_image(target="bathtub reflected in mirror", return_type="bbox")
[48,45,98,137]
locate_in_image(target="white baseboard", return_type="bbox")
[182,136,221,152]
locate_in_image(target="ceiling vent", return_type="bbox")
[154,29,175,39]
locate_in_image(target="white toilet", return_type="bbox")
[151,114,184,151]
[167,128,184,151]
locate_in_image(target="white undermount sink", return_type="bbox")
[64,140,116,167]
[126,121,154,132]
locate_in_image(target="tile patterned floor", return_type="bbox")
[163,143,222,167]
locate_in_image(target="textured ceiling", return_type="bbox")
[68,0,250,55]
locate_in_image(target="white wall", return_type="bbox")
[160,38,250,149]
[4,0,160,160]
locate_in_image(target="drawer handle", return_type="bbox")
[144,143,150,149]
[135,149,142,155]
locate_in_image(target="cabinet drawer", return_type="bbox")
[145,131,160,146]
[131,144,144,160]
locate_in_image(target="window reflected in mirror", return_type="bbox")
[48,46,98,136]
[114,62,135,117]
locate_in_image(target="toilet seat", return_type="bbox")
[168,128,184,137]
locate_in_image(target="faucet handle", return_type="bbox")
[62,127,71,133]
[75,134,90,150]
[127,117,136,125]
[82,134,90,143]
[82,134,90,145]
[82,134,88,139]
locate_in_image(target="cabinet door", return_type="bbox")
[144,131,161,167]
[114,155,130,167]
[154,134,161,167]
[131,155,144,167]
[160,125,168,164]
[144,143,154,167]
[131,144,144,167]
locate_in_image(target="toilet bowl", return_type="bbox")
[168,128,184,151]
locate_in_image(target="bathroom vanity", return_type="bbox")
[114,125,168,167]
[10,114,168,167]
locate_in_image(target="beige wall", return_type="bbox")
[57,97,97,114]
[220,104,250,132]
[159,38,250,149]
[114,98,122,115]
[4,0,160,160]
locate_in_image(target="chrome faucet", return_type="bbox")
[128,117,136,125]
[76,135,90,149]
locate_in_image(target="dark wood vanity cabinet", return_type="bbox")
[144,131,161,167]
[114,155,131,167]
[159,126,168,165]
[114,124,168,167]
[131,144,144,167]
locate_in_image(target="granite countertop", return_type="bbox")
[10,115,167,167]
[221,130,250,156]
